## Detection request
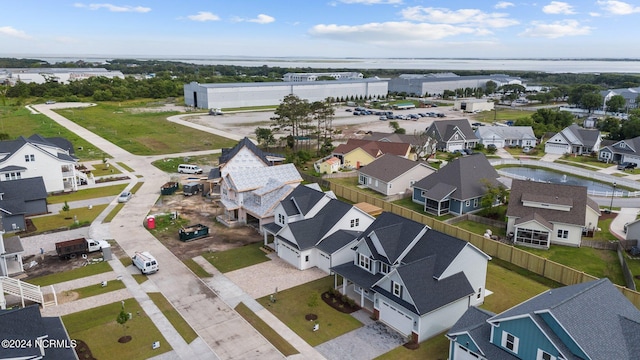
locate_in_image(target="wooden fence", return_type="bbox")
[301,173,640,308]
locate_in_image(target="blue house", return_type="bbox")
[447,278,640,360]
[412,154,502,216]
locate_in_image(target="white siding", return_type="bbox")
[4,143,71,193]
[440,245,489,306]
[417,296,470,342]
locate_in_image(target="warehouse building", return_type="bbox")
[453,99,495,112]
[389,73,523,97]
[184,79,388,109]
[0,68,124,85]
[282,71,363,82]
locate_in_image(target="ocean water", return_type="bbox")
[6,54,640,73]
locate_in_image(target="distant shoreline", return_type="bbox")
[3,55,640,73]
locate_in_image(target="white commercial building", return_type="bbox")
[282,72,363,82]
[389,73,523,97]
[453,99,495,112]
[184,79,389,109]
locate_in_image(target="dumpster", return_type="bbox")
[161,182,180,195]
[179,224,209,242]
[146,216,156,229]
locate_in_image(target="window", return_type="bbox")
[25,154,35,162]
[278,214,285,224]
[515,228,549,247]
[380,263,389,274]
[477,287,482,299]
[4,172,21,181]
[358,254,370,271]
[359,174,368,185]
[465,200,471,207]
[392,281,403,297]
[350,218,359,228]
[557,229,568,239]
[536,349,556,360]
[473,198,478,207]
[305,255,309,262]
[501,332,519,354]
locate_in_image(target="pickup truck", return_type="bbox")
[55,238,109,259]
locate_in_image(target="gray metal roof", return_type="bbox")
[197,78,386,89]
[491,278,640,360]
[413,153,501,201]
[358,154,432,183]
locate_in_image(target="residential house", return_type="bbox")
[625,217,640,242]
[475,126,537,149]
[0,230,24,276]
[332,139,412,169]
[362,132,437,160]
[218,163,302,232]
[447,278,640,360]
[424,119,479,152]
[358,154,435,196]
[217,137,285,176]
[0,304,79,359]
[412,154,501,216]
[597,135,640,166]
[544,124,602,155]
[318,156,341,174]
[332,212,491,343]
[506,179,600,248]
[263,184,374,272]
[0,177,48,232]
[600,86,640,112]
[0,134,86,193]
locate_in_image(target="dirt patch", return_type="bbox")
[58,291,80,304]
[73,339,96,360]
[149,193,263,260]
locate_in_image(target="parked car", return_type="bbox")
[379,116,387,121]
[118,191,132,203]
[45,100,56,104]
[522,146,532,153]
[617,162,637,170]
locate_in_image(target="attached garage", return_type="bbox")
[544,142,569,154]
[317,251,331,273]
[379,300,413,336]
[451,344,483,360]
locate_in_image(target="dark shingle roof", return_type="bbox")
[316,229,361,254]
[490,278,640,360]
[0,177,47,202]
[280,184,326,216]
[331,262,384,290]
[332,139,411,158]
[507,179,598,227]
[413,153,500,201]
[287,199,353,250]
[359,212,426,264]
[3,235,23,254]
[403,228,473,276]
[427,119,478,143]
[28,134,75,155]
[361,132,425,147]
[358,154,432,183]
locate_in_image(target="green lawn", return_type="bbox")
[56,102,238,155]
[30,204,108,234]
[152,154,220,173]
[391,198,454,221]
[555,155,612,169]
[183,258,212,278]
[0,103,108,161]
[147,292,199,344]
[470,108,534,123]
[256,276,362,346]
[202,242,270,273]
[103,203,125,223]
[517,245,625,285]
[62,298,171,360]
[235,302,299,356]
[375,331,450,360]
[26,261,112,286]
[48,184,127,204]
[66,279,127,299]
[90,165,123,177]
[454,220,506,237]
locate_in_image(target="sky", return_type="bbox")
[2,0,640,59]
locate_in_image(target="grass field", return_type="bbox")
[256,276,362,347]
[152,154,220,173]
[0,104,108,161]
[69,279,127,299]
[203,242,270,273]
[62,298,171,360]
[470,108,535,123]
[30,204,108,233]
[56,102,237,155]
[47,184,127,204]
[27,261,112,286]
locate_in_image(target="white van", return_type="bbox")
[178,164,203,174]
[132,251,159,274]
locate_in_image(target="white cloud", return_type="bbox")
[519,20,592,38]
[73,3,151,13]
[400,6,519,28]
[589,12,602,16]
[542,1,576,14]
[597,0,640,15]
[249,14,276,24]
[495,1,515,9]
[187,11,220,22]
[0,26,31,39]
[338,0,403,4]
[309,21,479,43]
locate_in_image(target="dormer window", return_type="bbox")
[358,253,370,271]
[380,262,390,274]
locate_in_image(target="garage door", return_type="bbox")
[545,143,567,154]
[452,344,482,360]
[448,143,464,152]
[318,252,331,273]
[379,300,413,336]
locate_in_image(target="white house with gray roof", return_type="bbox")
[600,86,640,112]
[425,119,479,152]
[544,124,602,155]
[263,184,374,272]
[332,212,491,343]
[447,278,640,360]
[475,126,537,149]
[218,163,302,232]
[506,180,600,248]
[0,134,86,193]
[357,154,435,196]
[597,135,640,166]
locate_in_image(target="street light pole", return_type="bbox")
[610,182,617,212]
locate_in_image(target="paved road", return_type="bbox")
[32,103,289,360]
